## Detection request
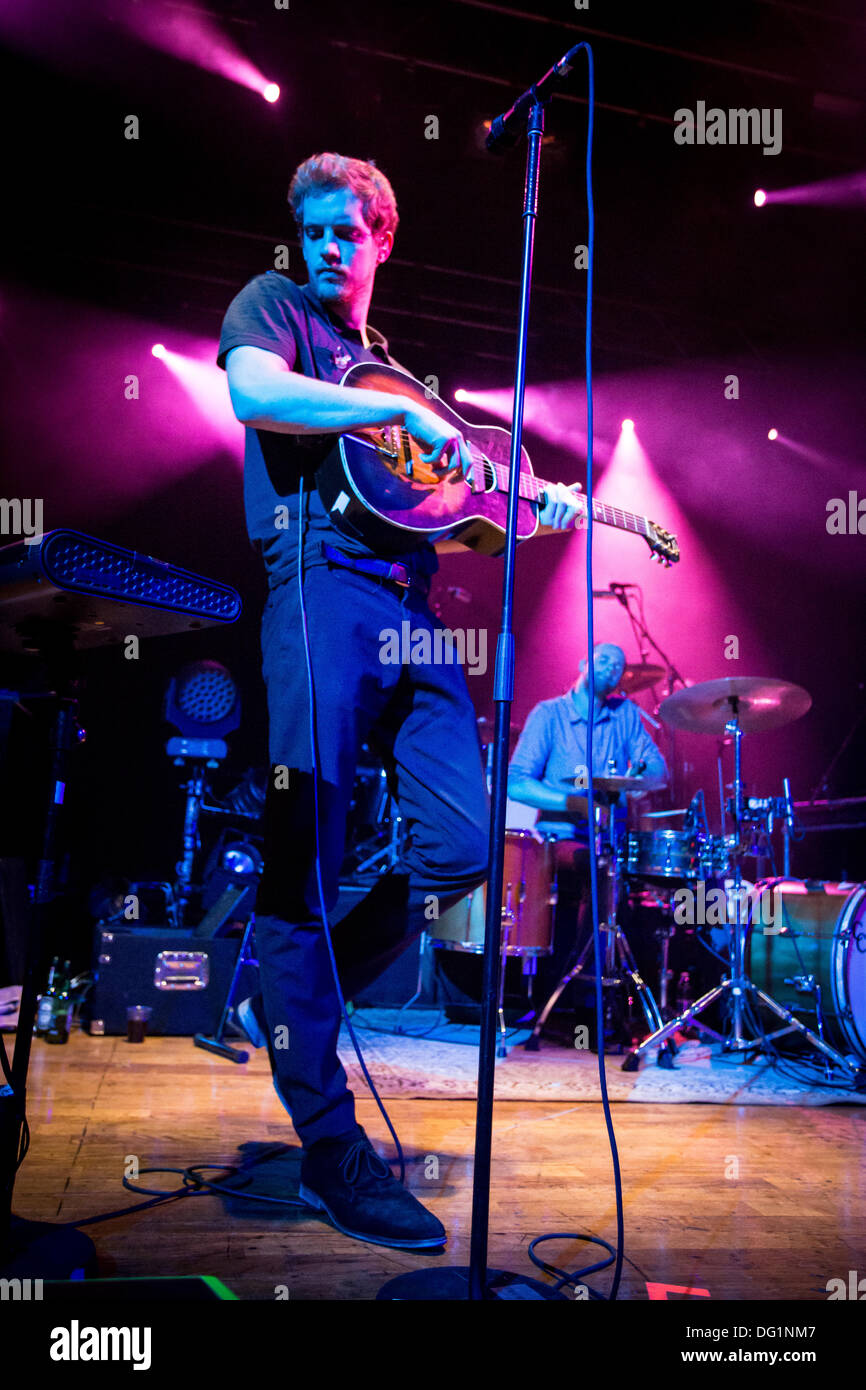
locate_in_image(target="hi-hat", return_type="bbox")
[618,662,666,694]
[555,774,652,799]
[659,677,812,734]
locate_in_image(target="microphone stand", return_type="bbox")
[611,584,687,804]
[379,75,574,1304]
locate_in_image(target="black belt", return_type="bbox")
[321,542,430,596]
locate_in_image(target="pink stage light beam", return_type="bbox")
[152,343,243,456]
[753,171,866,210]
[125,2,279,101]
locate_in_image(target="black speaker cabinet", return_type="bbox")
[86,927,254,1036]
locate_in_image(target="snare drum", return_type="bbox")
[746,879,866,1062]
[429,830,556,957]
[620,829,724,884]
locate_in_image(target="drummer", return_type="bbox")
[507,643,668,841]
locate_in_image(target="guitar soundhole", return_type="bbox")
[373,431,497,495]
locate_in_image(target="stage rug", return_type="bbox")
[340,1010,866,1106]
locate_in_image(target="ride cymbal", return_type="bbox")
[659,677,812,734]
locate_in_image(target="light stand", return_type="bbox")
[380,49,590,1301]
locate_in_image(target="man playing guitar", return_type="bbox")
[218,152,584,1250]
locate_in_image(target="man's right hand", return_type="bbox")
[401,400,474,477]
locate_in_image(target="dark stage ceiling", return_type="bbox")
[4,0,865,393]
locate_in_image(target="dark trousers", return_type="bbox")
[254,564,490,1147]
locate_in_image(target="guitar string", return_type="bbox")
[373,425,670,549]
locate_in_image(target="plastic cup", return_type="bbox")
[126,1005,153,1043]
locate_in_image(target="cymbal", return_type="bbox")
[592,774,651,793]
[659,677,812,734]
[617,662,666,694]
[557,775,651,795]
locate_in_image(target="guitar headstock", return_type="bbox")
[646,521,680,566]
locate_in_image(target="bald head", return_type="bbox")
[577,644,626,698]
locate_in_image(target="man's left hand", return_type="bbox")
[538,481,585,530]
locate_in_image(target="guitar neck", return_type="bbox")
[494,460,651,541]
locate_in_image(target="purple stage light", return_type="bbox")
[754,171,866,210]
[125,3,276,101]
[263,83,280,104]
[152,343,167,359]
[621,418,635,432]
[768,428,778,441]
[454,389,468,403]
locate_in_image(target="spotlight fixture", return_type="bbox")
[165,660,241,741]
[768,428,778,441]
[754,189,767,208]
[151,343,167,358]
[621,418,635,432]
[263,83,280,103]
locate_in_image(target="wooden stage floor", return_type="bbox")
[12,1030,866,1301]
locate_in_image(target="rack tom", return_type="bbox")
[619,828,728,884]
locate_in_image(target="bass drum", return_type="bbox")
[746,879,866,1062]
[430,830,556,957]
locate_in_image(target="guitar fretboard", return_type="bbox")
[484,458,650,539]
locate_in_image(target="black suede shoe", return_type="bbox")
[299,1129,446,1249]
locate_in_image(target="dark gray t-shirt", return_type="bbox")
[217,272,438,591]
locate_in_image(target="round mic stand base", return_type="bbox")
[0,1215,96,1281]
[377,1265,568,1301]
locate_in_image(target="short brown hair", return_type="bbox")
[288,153,399,239]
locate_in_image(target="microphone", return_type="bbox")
[486,43,584,153]
[591,582,631,606]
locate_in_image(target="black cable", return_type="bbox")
[296,480,406,1183]
[527,1232,616,1299]
[67,1151,309,1232]
[548,43,624,1303]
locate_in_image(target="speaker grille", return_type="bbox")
[41,532,241,620]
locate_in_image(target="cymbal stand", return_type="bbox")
[622,697,866,1085]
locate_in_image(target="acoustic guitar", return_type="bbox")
[316,362,679,565]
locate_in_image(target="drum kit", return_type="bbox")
[424,675,866,1084]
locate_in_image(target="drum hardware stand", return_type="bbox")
[194,914,258,1063]
[494,885,540,1057]
[525,804,664,1053]
[353,800,406,874]
[656,916,675,1018]
[622,699,866,1083]
[167,736,229,928]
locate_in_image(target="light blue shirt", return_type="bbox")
[508,688,668,840]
